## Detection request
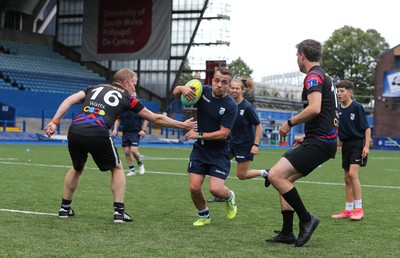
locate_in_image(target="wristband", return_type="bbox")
[198,132,204,145]
[287,119,294,127]
[52,120,59,125]
[253,143,259,147]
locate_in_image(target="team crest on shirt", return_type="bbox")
[219,107,226,115]
[307,78,318,88]
[240,109,244,116]
[350,113,355,120]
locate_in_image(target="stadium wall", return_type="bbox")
[0,89,161,119]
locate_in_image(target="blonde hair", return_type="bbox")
[113,68,137,83]
[232,76,255,93]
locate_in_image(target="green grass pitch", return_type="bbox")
[0,144,399,257]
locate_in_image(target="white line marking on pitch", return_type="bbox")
[0,208,57,216]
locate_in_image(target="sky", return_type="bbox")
[228,0,399,81]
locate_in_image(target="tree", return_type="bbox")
[321,25,390,103]
[228,57,253,78]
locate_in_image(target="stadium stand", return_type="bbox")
[0,39,108,94]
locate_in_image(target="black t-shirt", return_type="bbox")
[69,83,144,136]
[302,66,338,144]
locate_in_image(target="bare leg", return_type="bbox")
[237,161,263,180]
[209,176,231,199]
[189,173,207,210]
[63,167,83,200]
[124,146,133,167]
[348,164,361,200]
[111,162,126,203]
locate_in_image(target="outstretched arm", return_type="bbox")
[137,107,196,131]
[44,91,85,137]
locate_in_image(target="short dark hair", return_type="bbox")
[215,67,232,78]
[296,39,322,62]
[336,80,354,90]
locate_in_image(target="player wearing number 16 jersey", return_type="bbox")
[44,68,196,223]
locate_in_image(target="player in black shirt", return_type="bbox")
[265,39,338,247]
[44,68,196,223]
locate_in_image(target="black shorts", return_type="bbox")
[230,145,254,162]
[341,138,367,170]
[68,132,120,172]
[121,132,141,147]
[283,138,337,176]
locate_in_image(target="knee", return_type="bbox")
[267,171,279,185]
[237,173,247,180]
[189,183,201,194]
[344,176,351,184]
[209,187,221,197]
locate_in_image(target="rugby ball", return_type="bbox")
[181,79,203,107]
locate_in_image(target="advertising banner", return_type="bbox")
[81,0,171,61]
[382,71,400,97]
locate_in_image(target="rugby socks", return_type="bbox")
[113,202,125,214]
[281,187,311,223]
[354,199,362,209]
[260,169,269,178]
[61,198,72,210]
[346,201,354,210]
[129,165,135,172]
[281,210,295,235]
[226,191,233,202]
[197,207,210,218]
[138,161,143,167]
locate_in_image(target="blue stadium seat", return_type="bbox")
[0,40,108,94]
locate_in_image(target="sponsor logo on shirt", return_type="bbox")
[83,106,105,116]
[202,95,210,103]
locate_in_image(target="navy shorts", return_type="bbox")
[121,132,141,147]
[68,132,120,172]
[283,138,337,176]
[188,144,231,180]
[230,146,254,162]
[341,138,367,170]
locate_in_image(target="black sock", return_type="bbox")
[281,187,311,223]
[281,210,295,235]
[61,198,72,209]
[129,165,135,171]
[113,202,124,214]
[198,208,210,218]
[138,161,143,166]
